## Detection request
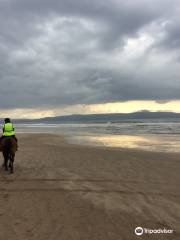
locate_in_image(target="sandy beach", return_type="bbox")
[0,133,179,239]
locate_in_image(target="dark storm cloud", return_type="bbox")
[157,20,180,50]
[0,0,180,109]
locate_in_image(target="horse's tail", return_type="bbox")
[7,138,13,151]
[3,138,13,154]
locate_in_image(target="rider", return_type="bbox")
[0,118,18,143]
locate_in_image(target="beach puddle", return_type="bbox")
[67,134,180,153]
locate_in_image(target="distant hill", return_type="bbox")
[8,111,180,124]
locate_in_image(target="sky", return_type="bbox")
[0,0,180,118]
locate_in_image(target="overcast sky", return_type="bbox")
[0,0,180,117]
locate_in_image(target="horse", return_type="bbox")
[0,137,17,173]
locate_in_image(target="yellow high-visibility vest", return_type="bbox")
[3,123,15,136]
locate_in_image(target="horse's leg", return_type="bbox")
[9,153,14,173]
[2,158,5,168]
[9,155,12,168]
[3,151,8,171]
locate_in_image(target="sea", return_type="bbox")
[13,118,180,153]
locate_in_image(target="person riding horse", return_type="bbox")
[0,118,18,173]
[0,118,18,143]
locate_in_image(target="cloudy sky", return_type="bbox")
[0,0,180,118]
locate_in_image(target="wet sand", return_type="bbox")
[0,133,179,239]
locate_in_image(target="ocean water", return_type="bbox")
[14,120,180,152]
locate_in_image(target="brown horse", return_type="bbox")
[0,137,17,173]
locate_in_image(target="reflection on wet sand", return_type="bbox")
[69,134,180,152]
